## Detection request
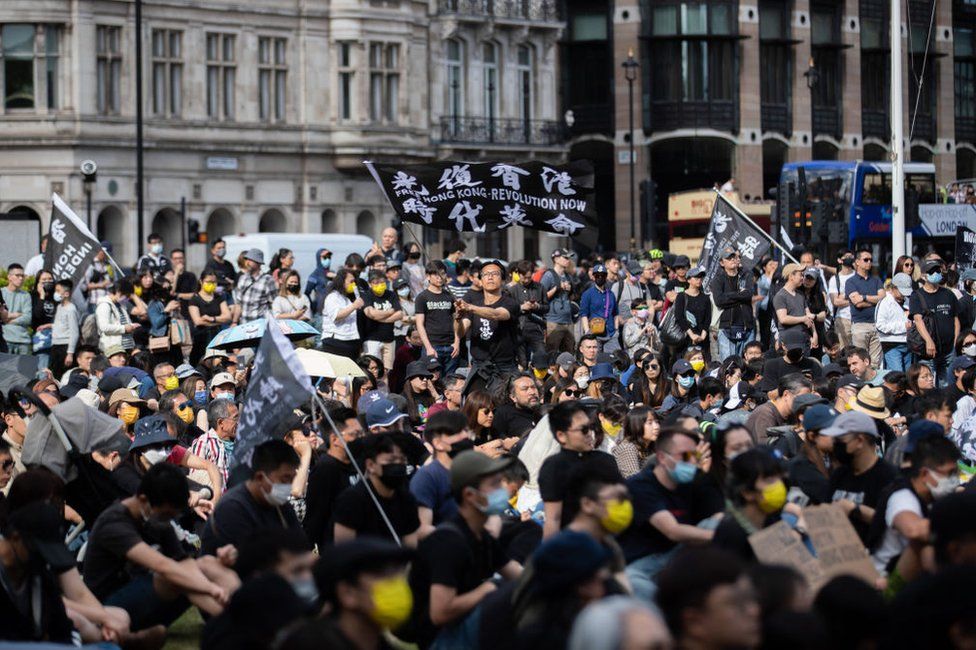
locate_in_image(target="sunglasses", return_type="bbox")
[563,388,581,397]
[647,363,660,370]
[1,459,14,471]
[679,371,696,378]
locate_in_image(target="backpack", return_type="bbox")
[80,314,99,347]
[906,291,936,359]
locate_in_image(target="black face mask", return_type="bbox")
[448,439,476,458]
[379,463,409,489]
[42,282,55,295]
[408,253,421,261]
[786,348,804,363]
[832,441,854,466]
[287,285,300,294]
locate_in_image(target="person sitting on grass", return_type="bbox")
[82,463,241,632]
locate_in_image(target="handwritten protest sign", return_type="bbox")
[748,504,879,591]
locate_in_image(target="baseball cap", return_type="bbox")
[673,255,691,269]
[792,393,828,414]
[356,389,385,415]
[905,419,945,454]
[108,387,145,408]
[951,356,976,372]
[891,273,914,297]
[922,259,944,273]
[648,249,664,260]
[5,503,76,572]
[820,410,880,438]
[836,374,865,391]
[556,352,576,370]
[551,248,575,260]
[687,266,707,279]
[450,450,514,493]
[531,351,551,370]
[803,267,819,280]
[209,372,237,390]
[802,404,839,432]
[822,363,844,377]
[626,260,643,276]
[721,247,739,259]
[781,329,809,351]
[104,344,127,359]
[244,248,265,264]
[962,269,976,282]
[592,264,607,274]
[671,359,693,376]
[365,398,408,428]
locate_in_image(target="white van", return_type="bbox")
[222,233,375,284]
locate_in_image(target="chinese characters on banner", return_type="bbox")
[43,194,103,287]
[230,319,314,469]
[365,160,598,248]
[699,193,771,288]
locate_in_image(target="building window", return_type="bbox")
[446,39,465,119]
[259,37,286,121]
[759,0,791,133]
[648,2,737,103]
[151,29,182,117]
[482,42,499,119]
[516,45,533,122]
[957,28,976,121]
[206,33,236,120]
[45,26,60,110]
[810,1,841,109]
[338,42,354,121]
[368,42,399,123]
[96,25,122,114]
[2,24,36,110]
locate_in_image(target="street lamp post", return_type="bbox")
[622,48,639,254]
[80,160,97,230]
[135,0,145,256]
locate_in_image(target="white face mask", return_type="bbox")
[964,344,976,357]
[266,481,292,506]
[142,448,170,466]
[575,377,589,389]
[930,473,960,499]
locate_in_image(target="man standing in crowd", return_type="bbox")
[362,268,403,371]
[712,247,757,360]
[232,248,277,324]
[876,272,913,372]
[370,227,403,264]
[136,233,173,275]
[580,264,620,351]
[511,260,548,367]
[2,264,32,355]
[456,259,520,394]
[773,263,816,343]
[910,259,960,388]
[828,250,856,348]
[846,249,885,368]
[542,248,577,353]
[202,238,238,297]
[415,261,460,376]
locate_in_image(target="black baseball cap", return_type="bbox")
[5,503,76,572]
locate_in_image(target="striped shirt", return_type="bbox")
[189,429,230,485]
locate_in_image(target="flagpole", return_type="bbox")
[713,190,799,264]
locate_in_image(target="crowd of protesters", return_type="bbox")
[1,227,976,650]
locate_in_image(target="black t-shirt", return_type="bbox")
[830,458,899,542]
[759,356,823,392]
[617,467,715,562]
[909,286,959,354]
[493,403,538,439]
[538,449,620,526]
[200,483,305,555]
[190,293,226,320]
[0,561,75,644]
[332,480,420,543]
[83,500,188,600]
[665,278,689,296]
[467,292,520,366]
[712,512,781,562]
[362,289,402,343]
[788,454,832,504]
[411,514,509,647]
[415,289,456,346]
[303,454,359,549]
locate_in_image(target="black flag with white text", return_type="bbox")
[43,193,103,287]
[700,194,771,289]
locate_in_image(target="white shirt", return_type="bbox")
[829,271,854,321]
[871,488,922,575]
[320,292,359,341]
[24,253,44,277]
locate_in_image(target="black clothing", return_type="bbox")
[332,480,420,543]
[415,289,456,346]
[788,453,832,504]
[30,292,56,329]
[711,271,756,330]
[202,256,239,292]
[0,560,75,644]
[200,483,305,555]
[303,454,358,549]
[830,458,899,542]
[909,286,959,354]
[538,449,620,527]
[759,356,823,392]
[493,403,539,440]
[362,288,401,343]
[467,292,520,367]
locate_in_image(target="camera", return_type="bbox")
[80,160,97,181]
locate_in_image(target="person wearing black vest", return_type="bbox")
[711,247,757,361]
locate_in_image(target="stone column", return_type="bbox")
[935,2,956,181]
[839,0,863,160]
[735,4,763,200]
[789,0,813,161]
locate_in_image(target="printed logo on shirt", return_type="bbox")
[479,318,494,341]
[426,300,453,311]
[831,489,865,505]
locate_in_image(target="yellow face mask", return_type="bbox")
[118,404,139,426]
[164,376,180,392]
[758,480,787,514]
[511,272,521,283]
[177,404,195,424]
[690,359,706,373]
[600,498,634,534]
[202,282,217,294]
[134,286,143,297]
[533,368,548,381]
[368,575,413,630]
[345,282,358,295]
[371,283,387,297]
[601,418,623,438]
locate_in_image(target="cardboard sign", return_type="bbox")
[748,504,879,591]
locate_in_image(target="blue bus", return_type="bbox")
[778,161,937,267]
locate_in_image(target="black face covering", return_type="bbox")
[832,441,854,466]
[379,463,410,489]
[448,439,476,458]
[786,348,804,364]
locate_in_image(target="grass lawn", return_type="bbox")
[164,609,204,650]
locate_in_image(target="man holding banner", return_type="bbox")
[711,246,759,360]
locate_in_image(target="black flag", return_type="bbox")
[43,193,103,287]
[365,159,598,247]
[700,194,771,289]
[231,320,314,470]
[957,226,976,274]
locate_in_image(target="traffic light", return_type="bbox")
[809,201,830,244]
[905,187,920,230]
[187,219,205,244]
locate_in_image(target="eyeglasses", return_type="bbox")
[177,402,193,411]
[904,262,914,267]
[482,271,502,279]
[667,450,701,463]
[1,459,14,471]
[861,257,873,263]
[563,388,581,397]
[647,363,660,370]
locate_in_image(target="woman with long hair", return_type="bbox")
[893,255,919,285]
[272,269,312,322]
[350,372,377,414]
[672,267,712,362]
[320,268,364,359]
[955,329,976,359]
[269,248,294,285]
[906,362,935,416]
[403,362,436,428]
[188,270,231,366]
[707,421,755,496]
[631,353,668,408]
[30,269,57,371]
[146,278,182,365]
[612,406,658,478]
[550,378,584,403]
[463,390,496,444]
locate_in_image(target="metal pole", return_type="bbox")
[86,188,92,230]
[180,196,186,251]
[891,0,906,260]
[628,76,636,253]
[135,0,145,257]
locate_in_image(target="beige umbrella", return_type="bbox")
[319,351,367,378]
[294,348,338,378]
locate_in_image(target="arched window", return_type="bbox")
[259,209,287,232]
[357,210,376,239]
[863,143,887,162]
[150,208,181,249]
[321,209,339,234]
[958,148,976,180]
[97,205,127,263]
[207,208,236,242]
[812,140,838,161]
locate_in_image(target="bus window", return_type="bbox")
[862,173,891,204]
[906,174,936,204]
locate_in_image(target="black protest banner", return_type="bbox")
[231,320,314,469]
[365,159,598,247]
[700,194,771,289]
[956,226,976,273]
[43,194,103,287]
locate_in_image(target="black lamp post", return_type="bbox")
[135,0,145,256]
[622,48,639,253]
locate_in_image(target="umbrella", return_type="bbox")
[319,351,367,378]
[294,348,338,378]
[21,397,129,482]
[0,352,39,394]
[207,318,319,350]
